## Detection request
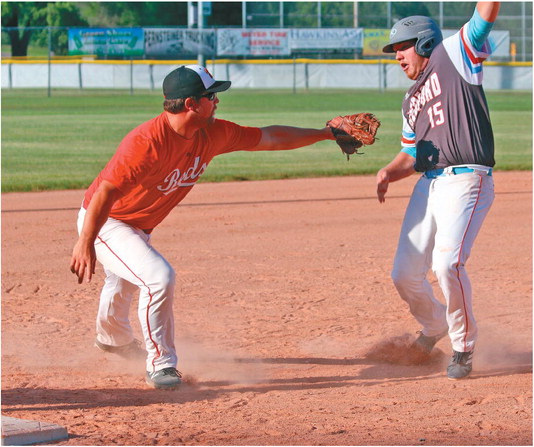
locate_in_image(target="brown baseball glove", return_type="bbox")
[326,113,381,160]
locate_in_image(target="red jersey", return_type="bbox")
[83,113,262,230]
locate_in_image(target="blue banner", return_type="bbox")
[68,28,144,57]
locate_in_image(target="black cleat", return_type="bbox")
[146,367,183,389]
[412,329,448,355]
[447,350,473,380]
[95,338,146,360]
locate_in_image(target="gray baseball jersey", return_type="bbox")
[401,28,495,171]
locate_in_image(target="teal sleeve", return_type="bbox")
[401,146,416,158]
[468,8,494,51]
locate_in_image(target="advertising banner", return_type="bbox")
[68,28,144,56]
[290,28,363,50]
[217,29,290,56]
[145,28,216,58]
[363,29,390,57]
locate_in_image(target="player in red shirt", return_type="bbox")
[70,65,339,389]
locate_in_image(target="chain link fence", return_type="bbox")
[241,1,531,61]
[1,2,532,62]
[1,26,73,59]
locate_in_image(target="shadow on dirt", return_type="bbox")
[3,344,531,412]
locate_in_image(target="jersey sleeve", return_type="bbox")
[466,8,495,51]
[209,119,262,155]
[442,8,494,85]
[400,113,416,158]
[100,133,158,195]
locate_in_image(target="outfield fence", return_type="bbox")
[1,58,532,93]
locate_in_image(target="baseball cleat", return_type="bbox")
[146,367,182,389]
[447,350,473,380]
[94,338,146,360]
[411,329,448,355]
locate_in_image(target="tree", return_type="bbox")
[322,2,354,28]
[76,2,188,27]
[392,2,431,23]
[1,2,36,56]
[208,2,242,27]
[1,2,87,56]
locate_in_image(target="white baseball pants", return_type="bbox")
[391,169,494,352]
[77,208,177,373]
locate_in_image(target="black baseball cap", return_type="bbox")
[163,64,231,100]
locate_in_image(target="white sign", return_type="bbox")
[144,28,216,57]
[217,29,290,56]
[290,28,363,50]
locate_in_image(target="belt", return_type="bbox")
[424,166,493,179]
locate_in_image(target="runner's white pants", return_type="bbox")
[77,208,177,373]
[391,170,494,353]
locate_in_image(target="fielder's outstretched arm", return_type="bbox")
[70,180,123,284]
[253,125,335,151]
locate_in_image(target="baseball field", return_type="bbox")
[1,89,532,445]
[1,88,532,191]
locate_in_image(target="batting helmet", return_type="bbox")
[382,15,443,58]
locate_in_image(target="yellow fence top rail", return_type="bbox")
[1,57,531,67]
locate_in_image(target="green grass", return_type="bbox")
[2,44,51,58]
[1,88,532,192]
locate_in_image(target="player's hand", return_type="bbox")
[70,238,97,284]
[376,168,390,203]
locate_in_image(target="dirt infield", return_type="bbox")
[2,172,532,446]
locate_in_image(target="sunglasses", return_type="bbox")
[200,92,217,101]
